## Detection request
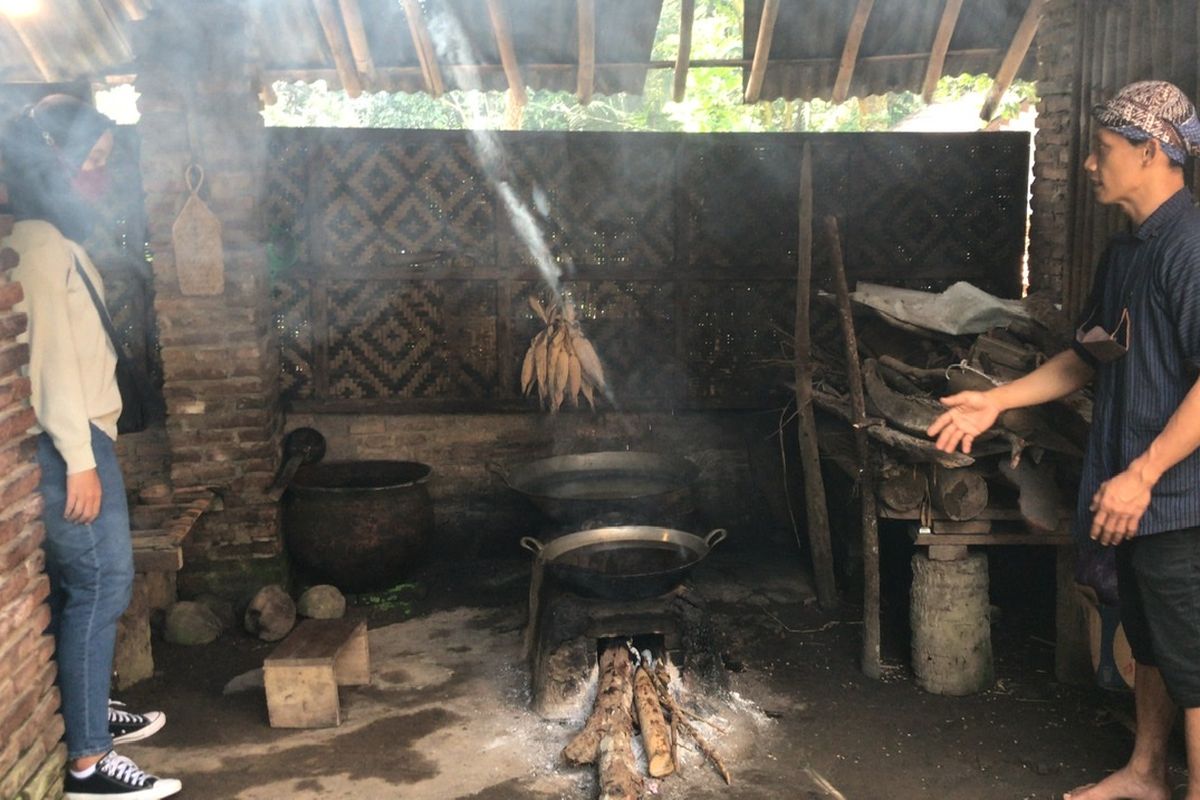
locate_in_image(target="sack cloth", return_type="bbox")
[72,257,164,434]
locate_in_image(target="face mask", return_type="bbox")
[71,167,110,203]
[1076,307,1130,363]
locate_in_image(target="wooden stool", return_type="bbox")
[264,618,370,728]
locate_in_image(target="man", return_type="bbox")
[928,80,1200,800]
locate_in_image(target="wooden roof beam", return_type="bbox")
[577,0,595,104]
[744,0,780,103]
[486,0,528,109]
[980,0,1047,121]
[400,0,445,97]
[312,0,364,98]
[5,17,57,81]
[832,0,876,104]
[979,0,1046,121]
[338,0,377,87]
[113,0,148,22]
[673,0,695,102]
[922,0,964,103]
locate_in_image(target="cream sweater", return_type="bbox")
[6,220,121,474]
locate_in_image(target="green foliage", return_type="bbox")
[262,0,1037,133]
[351,581,420,614]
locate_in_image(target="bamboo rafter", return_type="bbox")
[337,0,377,86]
[980,0,1047,120]
[577,0,595,104]
[673,0,695,102]
[744,0,780,103]
[923,0,964,103]
[832,0,876,104]
[400,0,445,97]
[312,0,364,97]
[486,0,528,108]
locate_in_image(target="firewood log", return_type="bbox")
[876,464,926,513]
[931,465,989,521]
[563,643,632,765]
[634,666,674,777]
[597,646,642,800]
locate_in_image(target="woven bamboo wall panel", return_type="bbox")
[684,281,794,405]
[305,136,494,269]
[499,135,676,271]
[274,278,314,404]
[326,280,497,399]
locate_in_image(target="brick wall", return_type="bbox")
[133,3,284,597]
[0,218,66,799]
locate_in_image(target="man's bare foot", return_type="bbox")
[1063,766,1171,800]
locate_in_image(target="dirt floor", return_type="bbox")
[114,536,1190,800]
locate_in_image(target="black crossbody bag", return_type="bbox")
[72,257,164,434]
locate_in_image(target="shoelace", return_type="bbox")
[107,701,144,725]
[99,752,152,787]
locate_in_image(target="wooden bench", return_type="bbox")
[263,618,371,728]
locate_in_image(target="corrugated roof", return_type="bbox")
[1,0,1037,102]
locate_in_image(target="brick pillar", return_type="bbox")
[133,5,286,600]
[1027,0,1079,304]
[0,217,66,799]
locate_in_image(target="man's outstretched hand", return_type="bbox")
[927,391,1002,454]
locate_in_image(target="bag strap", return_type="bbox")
[71,255,127,361]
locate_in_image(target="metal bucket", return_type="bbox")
[283,460,434,593]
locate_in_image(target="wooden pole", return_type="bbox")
[825,215,881,679]
[980,0,1048,121]
[400,0,445,97]
[673,0,695,102]
[922,0,964,103]
[833,0,876,104]
[744,0,781,103]
[312,0,364,97]
[794,144,838,610]
[577,0,596,104]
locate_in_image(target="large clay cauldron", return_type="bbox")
[283,460,434,593]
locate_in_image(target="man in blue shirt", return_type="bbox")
[928,80,1200,800]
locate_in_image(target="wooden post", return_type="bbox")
[794,144,838,610]
[825,215,881,679]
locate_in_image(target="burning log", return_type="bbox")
[563,642,643,800]
[647,665,731,785]
[633,666,674,777]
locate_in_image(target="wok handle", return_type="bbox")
[485,461,511,485]
[519,536,544,555]
[704,528,728,549]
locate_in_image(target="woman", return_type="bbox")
[2,94,180,800]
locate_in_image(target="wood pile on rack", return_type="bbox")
[807,284,1090,533]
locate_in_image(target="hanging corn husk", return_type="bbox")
[521,295,606,412]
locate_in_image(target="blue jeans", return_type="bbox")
[37,425,133,760]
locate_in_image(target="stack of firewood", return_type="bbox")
[563,640,730,798]
[807,288,1090,531]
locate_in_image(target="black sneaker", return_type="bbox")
[108,701,166,745]
[63,751,181,799]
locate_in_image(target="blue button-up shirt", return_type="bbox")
[1072,188,1200,540]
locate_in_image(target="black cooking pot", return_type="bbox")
[490,451,700,527]
[520,526,726,600]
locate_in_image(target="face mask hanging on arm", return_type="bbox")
[1076,307,1130,363]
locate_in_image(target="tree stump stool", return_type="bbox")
[264,618,370,728]
[910,551,994,695]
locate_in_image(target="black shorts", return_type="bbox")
[1116,527,1200,708]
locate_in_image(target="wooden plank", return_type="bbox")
[922,0,964,102]
[267,619,366,665]
[486,0,528,108]
[980,0,1048,120]
[912,532,1072,547]
[312,0,364,97]
[673,0,695,102]
[401,0,446,97]
[264,662,340,728]
[832,0,876,104]
[744,0,780,103]
[793,143,837,611]
[577,0,595,105]
[337,0,377,85]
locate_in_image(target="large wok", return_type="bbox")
[521,526,726,600]
[490,451,700,526]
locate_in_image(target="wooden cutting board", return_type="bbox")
[172,164,224,296]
